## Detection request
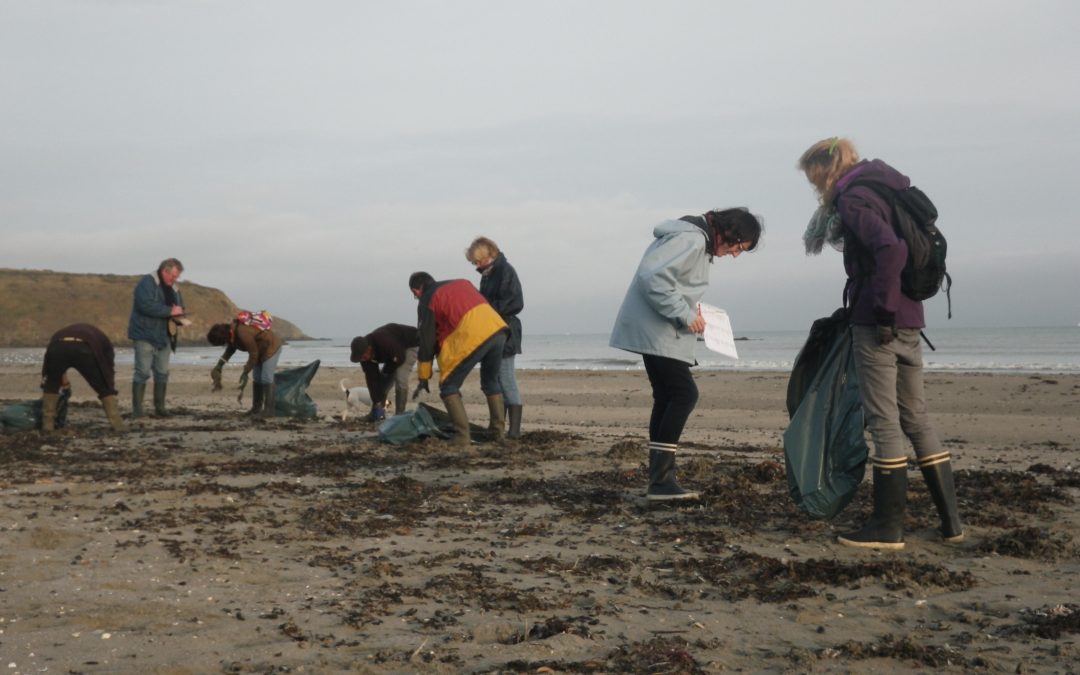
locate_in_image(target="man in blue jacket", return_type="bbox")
[127,258,186,417]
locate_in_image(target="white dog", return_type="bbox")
[339,378,391,421]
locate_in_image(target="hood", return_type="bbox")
[836,158,910,194]
[652,218,707,241]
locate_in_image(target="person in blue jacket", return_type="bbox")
[127,258,187,417]
[611,209,763,500]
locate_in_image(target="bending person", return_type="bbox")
[207,319,283,418]
[409,271,508,446]
[350,323,419,420]
[610,208,762,500]
[41,323,124,432]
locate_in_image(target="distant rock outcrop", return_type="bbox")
[0,268,313,348]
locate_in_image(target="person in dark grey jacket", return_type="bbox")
[610,209,762,501]
[466,236,525,438]
[799,136,963,550]
[126,258,187,418]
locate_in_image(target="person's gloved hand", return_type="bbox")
[367,405,386,422]
[211,365,224,391]
[237,370,249,403]
[876,324,897,345]
[874,308,897,346]
[412,379,430,400]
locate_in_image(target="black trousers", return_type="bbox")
[642,353,699,444]
[42,341,115,398]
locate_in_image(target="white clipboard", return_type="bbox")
[698,302,738,360]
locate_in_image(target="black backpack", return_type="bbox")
[841,179,952,318]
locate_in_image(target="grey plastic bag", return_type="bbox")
[377,405,449,445]
[272,360,320,419]
[783,312,868,519]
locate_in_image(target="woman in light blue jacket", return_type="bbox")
[611,209,762,500]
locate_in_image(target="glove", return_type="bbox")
[412,379,430,400]
[876,324,897,346]
[367,405,386,422]
[874,308,897,346]
[237,370,249,403]
[211,365,224,391]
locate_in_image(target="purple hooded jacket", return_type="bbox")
[834,159,925,329]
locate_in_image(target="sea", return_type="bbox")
[4,326,1077,374]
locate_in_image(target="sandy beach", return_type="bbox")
[1,363,1078,673]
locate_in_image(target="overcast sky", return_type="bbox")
[2,1,1078,337]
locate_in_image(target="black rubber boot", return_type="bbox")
[919,452,964,543]
[486,393,505,442]
[246,383,264,416]
[131,382,146,419]
[507,405,523,439]
[646,442,699,501]
[838,457,908,550]
[260,383,276,418]
[153,381,171,417]
[442,394,471,448]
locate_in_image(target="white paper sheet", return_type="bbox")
[698,302,738,359]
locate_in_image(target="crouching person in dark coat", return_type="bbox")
[41,323,124,432]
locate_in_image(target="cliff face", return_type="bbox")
[0,269,313,348]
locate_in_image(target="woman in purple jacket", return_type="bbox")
[798,137,963,550]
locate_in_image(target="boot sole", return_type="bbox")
[943,533,965,543]
[837,536,905,550]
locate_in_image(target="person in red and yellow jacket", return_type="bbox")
[409,271,508,446]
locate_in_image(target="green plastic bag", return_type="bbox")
[1,388,72,432]
[377,405,449,445]
[272,360,320,419]
[783,311,868,519]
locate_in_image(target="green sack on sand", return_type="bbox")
[1,388,72,432]
[272,360,320,419]
[377,405,449,445]
[783,310,869,519]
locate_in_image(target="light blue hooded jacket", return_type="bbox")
[609,219,711,365]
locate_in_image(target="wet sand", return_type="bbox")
[1,363,1078,673]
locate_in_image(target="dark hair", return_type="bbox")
[708,208,764,251]
[408,271,435,292]
[350,336,369,363]
[206,323,231,346]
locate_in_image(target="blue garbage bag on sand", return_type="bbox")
[377,405,449,445]
[1,388,72,432]
[783,310,869,519]
[273,360,320,419]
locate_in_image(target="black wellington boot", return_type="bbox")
[259,383,277,418]
[507,405,523,439]
[919,452,964,543]
[646,442,699,501]
[131,382,146,419]
[153,381,172,417]
[246,383,264,416]
[838,457,908,550]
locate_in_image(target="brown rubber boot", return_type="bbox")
[41,393,59,433]
[101,395,125,432]
[442,394,471,448]
[486,393,505,442]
